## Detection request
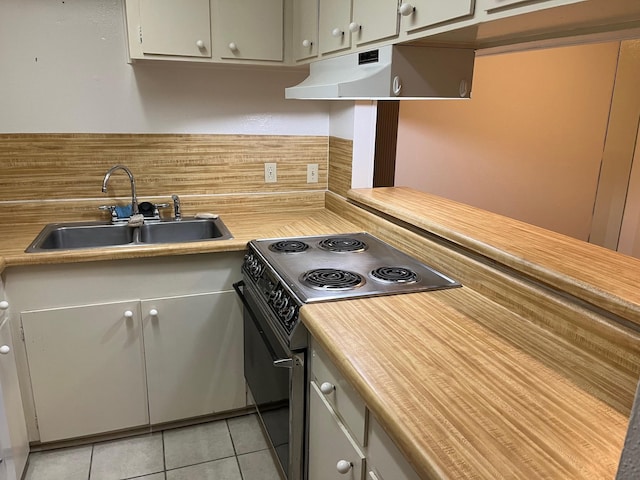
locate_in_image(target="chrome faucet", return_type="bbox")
[171,194,181,221]
[101,165,139,216]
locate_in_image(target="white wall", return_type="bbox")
[0,0,329,134]
[394,42,619,241]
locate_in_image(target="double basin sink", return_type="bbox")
[26,217,233,253]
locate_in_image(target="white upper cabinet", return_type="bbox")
[293,0,319,61]
[138,0,212,57]
[212,0,284,61]
[351,0,400,47]
[319,0,352,55]
[399,0,474,33]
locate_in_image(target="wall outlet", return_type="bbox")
[265,163,277,183]
[307,164,318,183]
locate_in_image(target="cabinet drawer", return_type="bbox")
[367,416,420,480]
[311,342,367,445]
[308,381,365,480]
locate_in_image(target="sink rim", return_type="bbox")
[25,218,233,253]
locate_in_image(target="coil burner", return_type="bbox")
[370,267,418,284]
[301,268,365,290]
[317,237,368,253]
[269,240,310,254]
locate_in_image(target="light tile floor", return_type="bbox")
[24,414,283,480]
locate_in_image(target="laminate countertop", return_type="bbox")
[348,187,640,327]
[301,288,629,479]
[0,209,361,269]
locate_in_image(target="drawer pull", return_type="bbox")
[336,460,352,474]
[320,381,335,395]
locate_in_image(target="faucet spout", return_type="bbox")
[101,165,139,216]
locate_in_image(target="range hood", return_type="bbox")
[285,44,475,100]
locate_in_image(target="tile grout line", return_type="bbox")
[87,444,94,480]
[226,418,245,480]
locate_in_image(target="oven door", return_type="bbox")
[233,281,305,480]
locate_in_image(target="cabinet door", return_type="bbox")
[21,301,148,442]
[400,0,474,33]
[308,381,365,480]
[213,0,283,61]
[0,319,28,480]
[367,416,420,480]
[139,0,211,57]
[142,291,245,425]
[293,0,319,61]
[319,0,352,55]
[352,0,399,47]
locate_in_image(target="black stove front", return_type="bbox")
[235,232,460,480]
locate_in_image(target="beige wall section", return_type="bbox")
[394,42,619,241]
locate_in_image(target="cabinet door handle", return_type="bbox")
[302,39,312,48]
[331,27,344,37]
[0,345,10,355]
[399,3,415,16]
[320,381,335,395]
[228,42,238,52]
[336,460,352,474]
[149,309,158,317]
[124,310,134,319]
[196,39,205,49]
[0,300,8,310]
[348,22,361,33]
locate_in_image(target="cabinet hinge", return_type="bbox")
[34,414,39,430]
[138,25,143,44]
[20,323,25,341]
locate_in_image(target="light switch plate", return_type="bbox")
[307,164,318,183]
[265,163,277,183]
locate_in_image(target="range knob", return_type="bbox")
[275,295,289,311]
[283,305,296,323]
[269,288,282,304]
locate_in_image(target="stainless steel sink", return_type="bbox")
[25,218,232,252]
[140,218,232,244]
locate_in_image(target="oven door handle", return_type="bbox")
[233,280,292,368]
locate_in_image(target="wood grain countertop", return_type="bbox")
[301,287,630,479]
[0,210,361,270]
[348,187,640,327]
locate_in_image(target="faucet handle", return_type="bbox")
[171,194,181,220]
[98,205,118,221]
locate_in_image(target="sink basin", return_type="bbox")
[26,222,135,251]
[140,218,232,244]
[25,218,232,252]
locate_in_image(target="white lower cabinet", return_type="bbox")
[142,291,244,424]
[308,381,365,480]
[7,253,246,443]
[21,301,148,442]
[307,338,421,480]
[367,417,420,480]
[0,317,29,480]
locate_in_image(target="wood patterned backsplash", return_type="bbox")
[328,136,353,198]
[0,134,328,201]
[0,133,335,224]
